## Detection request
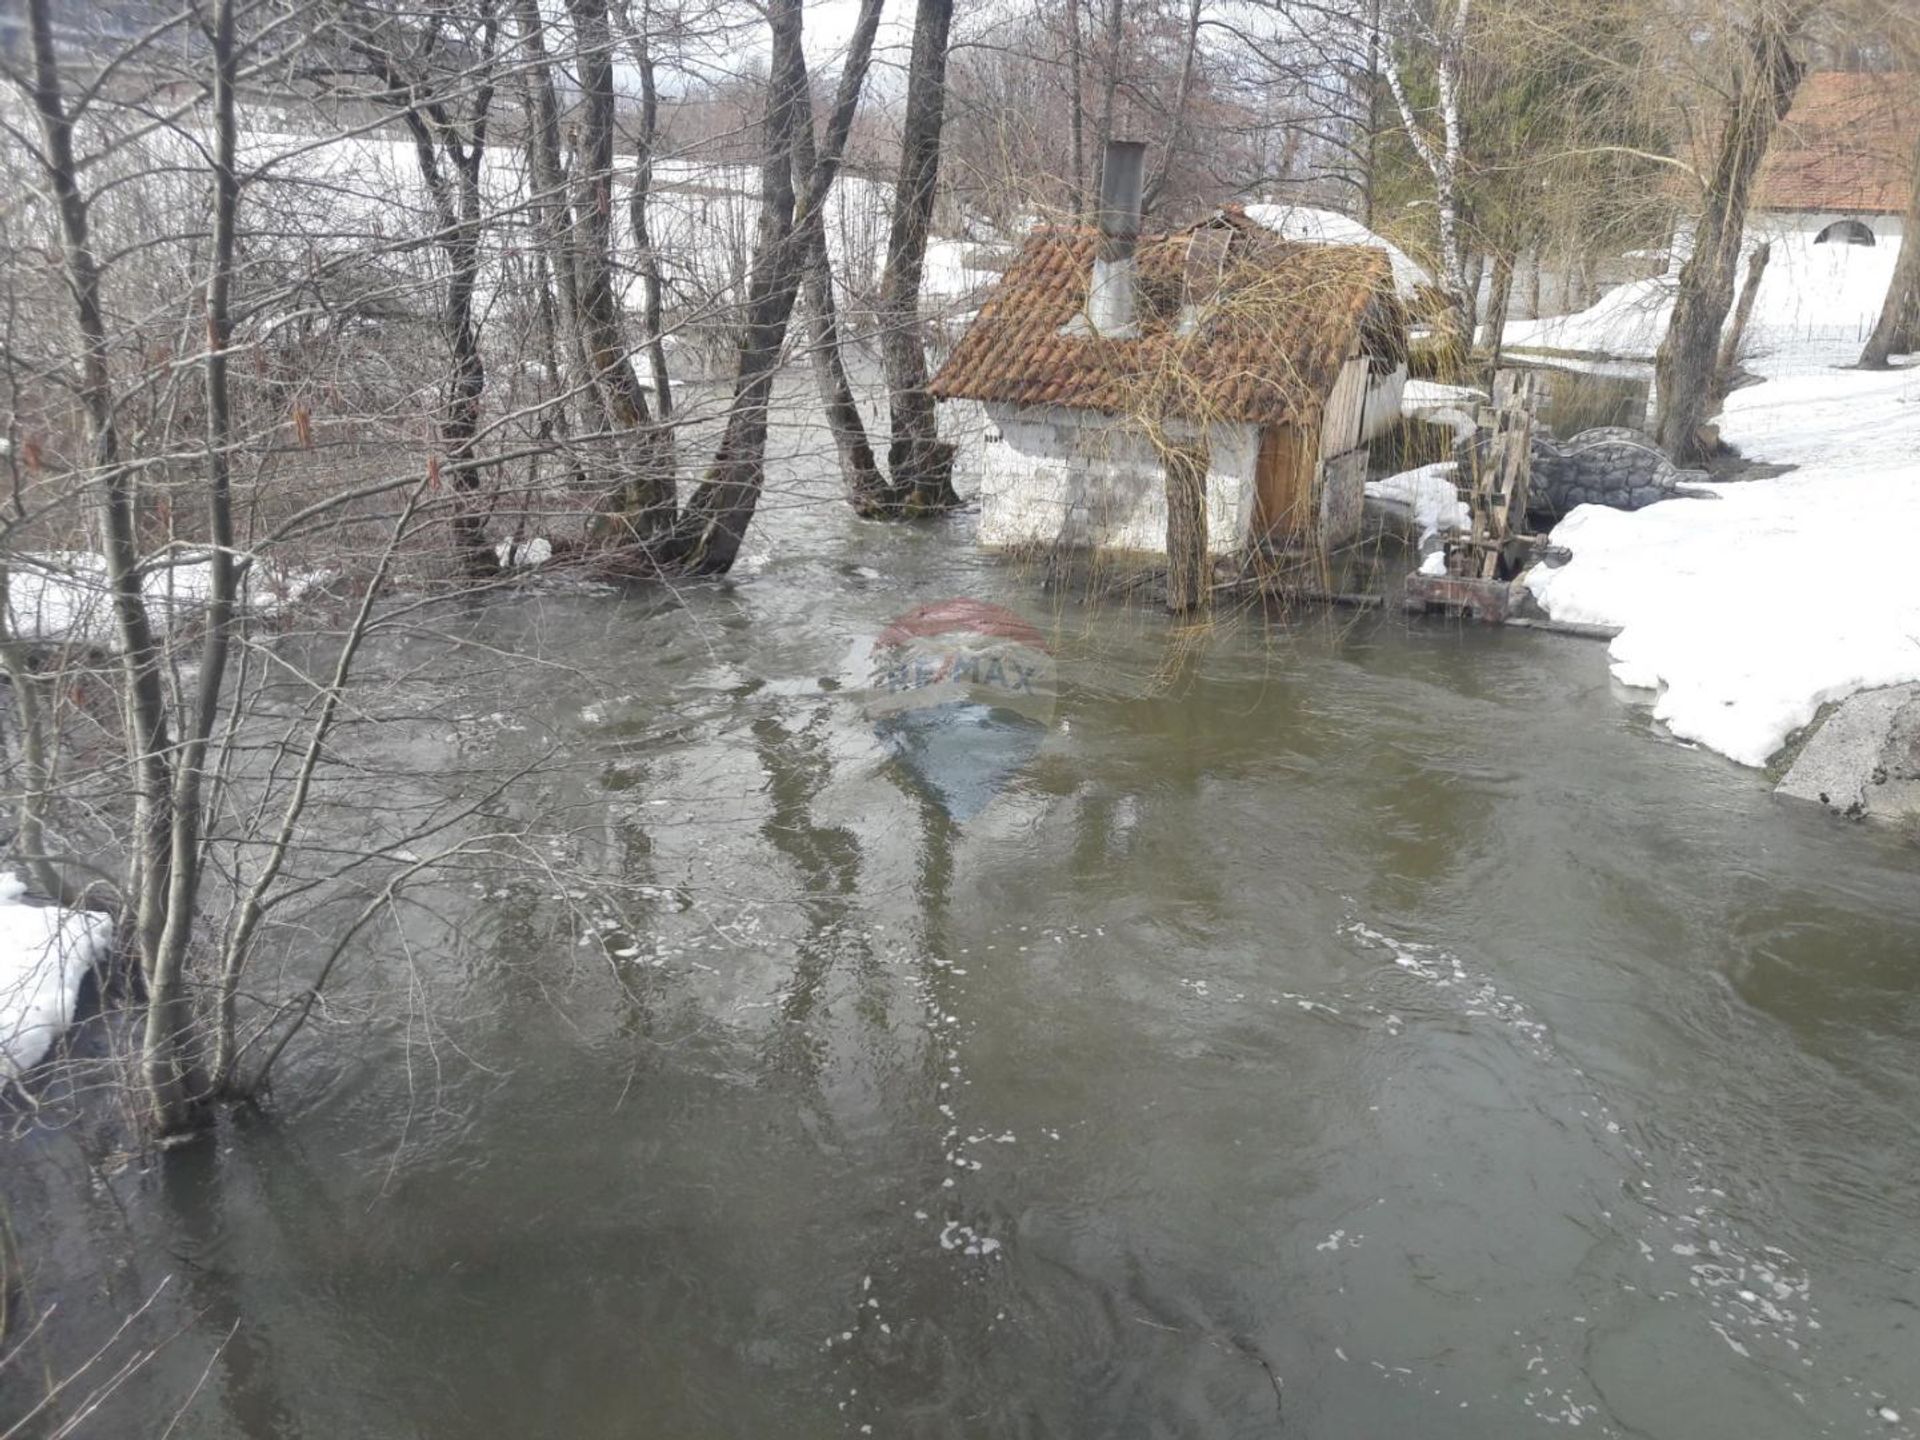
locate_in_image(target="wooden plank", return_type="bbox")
[1449,369,1538,579]
[1252,424,1314,541]
[1320,352,1372,459]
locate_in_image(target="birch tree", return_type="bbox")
[1374,0,1475,345]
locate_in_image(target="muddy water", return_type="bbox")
[6,420,1920,1439]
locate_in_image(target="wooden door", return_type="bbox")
[1252,425,1315,542]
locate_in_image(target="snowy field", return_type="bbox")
[1512,236,1920,767]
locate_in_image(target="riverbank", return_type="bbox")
[1507,240,1920,768]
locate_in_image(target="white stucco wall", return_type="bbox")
[977,405,1261,556]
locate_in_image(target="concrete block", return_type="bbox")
[1778,684,1920,822]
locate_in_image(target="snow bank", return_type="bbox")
[1520,347,1920,767]
[1401,379,1485,442]
[1367,462,1467,542]
[0,873,112,1080]
[1502,229,1898,361]
[4,553,328,646]
[1239,204,1432,298]
[921,237,1007,308]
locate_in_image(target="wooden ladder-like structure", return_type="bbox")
[1450,369,1539,580]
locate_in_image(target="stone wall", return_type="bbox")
[977,404,1260,556]
[1456,424,1713,524]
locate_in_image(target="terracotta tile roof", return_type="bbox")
[1753,71,1917,214]
[928,212,1406,428]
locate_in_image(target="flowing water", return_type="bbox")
[5,421,1919,1439]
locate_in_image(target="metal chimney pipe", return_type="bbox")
[1088,139,1147,337]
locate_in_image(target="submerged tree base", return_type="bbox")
[851,439,963,520]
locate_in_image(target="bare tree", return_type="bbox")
[1,0,534,1134]
[614,0,675,419]
[1655,0,1816,459]
[1859,128,1920,368]
[346,0,504,578]
[873,0,961,515]
[662,0,884,569]
[791,38,887,504]
[1374,0,1475,344]
[1066,0,1089,213]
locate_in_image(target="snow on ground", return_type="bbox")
[1401,379,1486,443]
[4,552,328,646]
[921,237,1007,310]
[0,873,112,1080]
[495,536,554,569]
[1367,461,1468,543]
[1403,379,1485,408]
[1517,242,1920,767]
[1502,228,1896,361]
[1239,204,1433,298]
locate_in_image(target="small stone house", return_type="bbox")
[928,152,1409,561]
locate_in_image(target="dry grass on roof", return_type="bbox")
[1753,71,1917,214]
[928,224,1404,429]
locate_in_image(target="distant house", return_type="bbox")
[929,152,1409,561]
[1746,71,1916,247]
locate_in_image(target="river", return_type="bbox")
[4,411,1918,1439]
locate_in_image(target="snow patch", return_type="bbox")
[1,872,113,1080]
[5,552,328,646]
[1503,228,1896,362]
[1366,461,1467,543]
[1239,204,1433,298]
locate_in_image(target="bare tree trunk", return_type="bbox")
[615,0,674,418]
[666,0,882,571]
[157,0,250,1121]
[566,0,673,539]
[1066,0,1087,215]
[442,111,498,579]
[1483,250,1514,376]
[1093,0,1123,197]
[514,0,632,519]
[876,0,960,515]
[1464,251,1485,338]
[1715,240,1771,396]
[21,0,184,1132]
[1654,6,1807,460]
[512,0,584,374]
[1142,0,1203,211]
[789,64,885,505]
[360,9,503,579]
[1860,132,1920,369]
[1164,445,1209,614]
